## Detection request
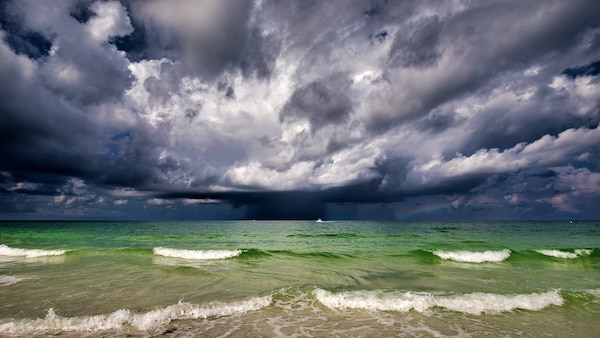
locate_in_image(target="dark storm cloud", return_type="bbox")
[246,192,326,220]
[365,0,600,133]
[0,46,96,183]
[68,0,96,24]
[563,59,600,79]
[373,154,488,199]
[127,0,278,79]
[0,63,165,191]
[1,0,600,220]
[415,109,464,133]
[389,15,442,68]
[0,1,179,211]
[0,3,52,60]
[281,74,353,131]
[95,127,171,188]
[6,1,135,106]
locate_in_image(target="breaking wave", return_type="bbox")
[153,247,243,260]
[314,288,563,315]
[0,244,68,258]
[287,233,361,239]
[0,296,271,335]
[431,249,511,263]
[534,249,593,259]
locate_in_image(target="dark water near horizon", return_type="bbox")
[0,220,599,337]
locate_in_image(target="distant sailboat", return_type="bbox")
[316,218,324,223]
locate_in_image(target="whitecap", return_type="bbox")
[434,290,564,315]
[314,289,563,315]
[431,249,511,263]
[0,296,271,335]
[534,249,593,259]
[153,247,243,260]
[0,244,67,258]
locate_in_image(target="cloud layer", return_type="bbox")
[1,0,599,219]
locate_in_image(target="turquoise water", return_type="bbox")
[0,220,599,337]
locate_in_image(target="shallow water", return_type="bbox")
[0,220,599,337]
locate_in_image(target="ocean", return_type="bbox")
[0,220,598,337]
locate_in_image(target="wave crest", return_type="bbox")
[0,296,271,335]
[0,244,67,258]
[153,247,243,260]
[314,289,563,315]
[534,249,593,259]
[431,249,511,263]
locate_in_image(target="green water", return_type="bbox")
[0,220,599,337]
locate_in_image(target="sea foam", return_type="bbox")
[431,249,511,263]
[0,296,271,335]
[534,249,593,259]
[153,247,243,260]
[0,244,67,258]
[314,289,563,315]
[0,275,26,286]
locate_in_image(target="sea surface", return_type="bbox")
[0,220,599,337]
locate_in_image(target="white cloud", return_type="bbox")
[402,124,600,190]
[146,198,174,206]
[86,1,133,42]
[8,182,39,191]
[114,199,128,205]
[181,198,220,205]
[110,188,153,198]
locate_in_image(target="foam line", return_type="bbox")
[153,247,243,260]
[431,249,511,263]
[534,249,593,259]
[0,296,271,335]
[0,244,67,258]
[314,289,563,315]
[0,275,26,286]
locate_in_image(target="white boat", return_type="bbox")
[316,218,324,223]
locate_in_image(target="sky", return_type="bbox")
[1,0,600,221]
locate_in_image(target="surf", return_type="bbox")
[287,233,361,239]
[0,296,272,335]
[430,249,511,263]
[313,288,564,315]
[533,249,593,259]
[0,244,68,258]
[152,247,243,260]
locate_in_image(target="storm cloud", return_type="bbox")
[1,0,599,220]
